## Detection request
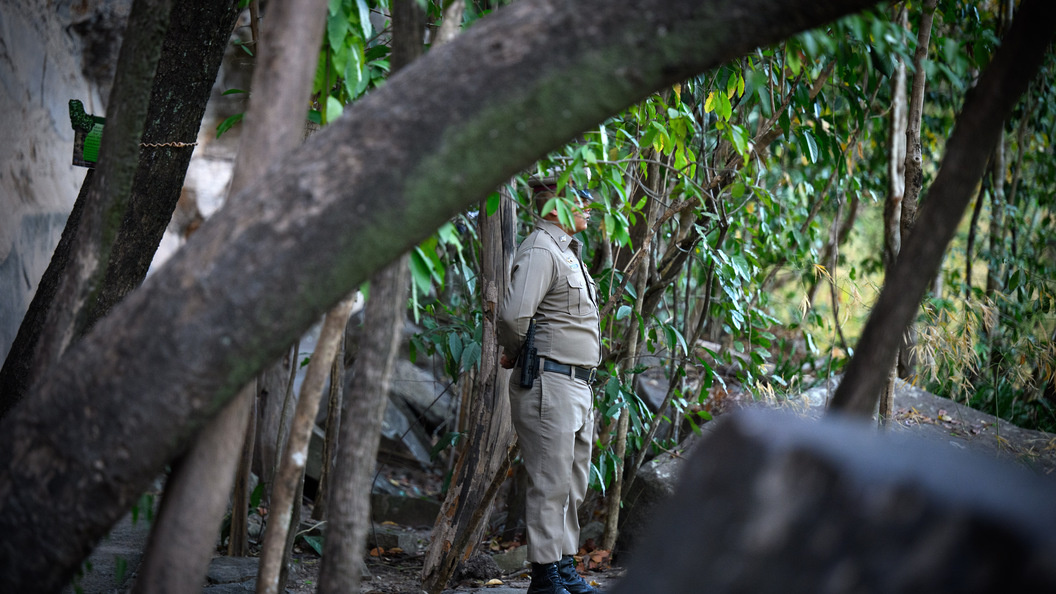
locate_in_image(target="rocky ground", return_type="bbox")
[69,378,1056,593]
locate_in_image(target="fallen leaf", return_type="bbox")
[369,547,384,557]
[484,578,504,586]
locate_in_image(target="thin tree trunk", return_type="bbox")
[421,186,517,594]
[893,0,937,383]
[964,180,987,300]
[317,3,422,592]
[317,258,409,594]
[228,382,257,557]
[312,338,347,523]
[133,0,327,588]
[258,298,354,594]
[602,187,657,553]
[880,0,932,424]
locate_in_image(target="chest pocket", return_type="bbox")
[565,273,594,316]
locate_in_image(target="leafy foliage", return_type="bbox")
[311,0,1056,486]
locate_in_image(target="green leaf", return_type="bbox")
[462,341,481,371]
[355,0,373,39]
[325,96,343,123]
[447,332,463,368]
[115,557,128,584]
[616,305,632,320]
[486,192,500,216]
[799,128,819,163]
[301,534,324,556]
[216,113,243,138]
[409,247,434,294]
[250,481,265,508]
[327,2,350,52]
[429,431,463,460]
[729,124,749,158]
[1007,268,1023,292]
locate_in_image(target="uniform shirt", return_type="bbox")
[499,220,601,369]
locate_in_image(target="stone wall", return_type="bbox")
[0,0,127,361]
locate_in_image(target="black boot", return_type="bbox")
[528,562,571,594]
[557,555,601,594]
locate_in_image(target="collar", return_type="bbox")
[536,219,578,253]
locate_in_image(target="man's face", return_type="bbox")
[571,193,590,233]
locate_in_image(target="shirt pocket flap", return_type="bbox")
[566,274,585,289]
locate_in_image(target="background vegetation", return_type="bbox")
[301,0,1056,485]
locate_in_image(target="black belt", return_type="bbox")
[541,359,597,384]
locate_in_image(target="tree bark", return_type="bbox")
[258,298,354,594]
[602,187,656,553]
[228,383,257,557]
[0,0,242,414]
[421,186,517,594]
[131,383,254,594]
[878,6,909,425]
[891,0,937,385]
[0,1,895,588]
[316,2,422,592]
[830,0,1056,416]
[133,0,327,589]
[311,340,347,523]
[317,260,410,594]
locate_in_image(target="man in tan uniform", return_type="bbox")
[499,179,601,594]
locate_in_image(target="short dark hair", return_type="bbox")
[534,189,556,215]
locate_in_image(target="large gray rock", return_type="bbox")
[616,431,704,557]
[390,358,457,432]
[613,409,1056,593]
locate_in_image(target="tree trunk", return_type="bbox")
[311,339,347,523]
[228,383,257,557]
[0,1,927,587]
[893,0,937,383]
[0,0,242,414]
[256,346,298,506]
[602,187,656,553]
[0,0,174,411]
[132,384,254,594]
[421,186,517,594]
[317,259,410,594]
[831,0,1055,416]
[133,0,327,588]
[878,6,909,425]
[317,2,422,592]
[258,298,354,594]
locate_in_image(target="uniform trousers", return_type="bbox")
[510,367,594,564]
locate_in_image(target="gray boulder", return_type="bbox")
[613,409,1056,593]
